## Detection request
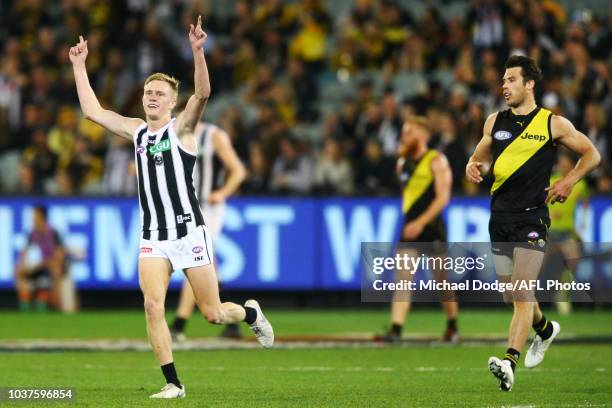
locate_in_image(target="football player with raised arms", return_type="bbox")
[69,16,273,399]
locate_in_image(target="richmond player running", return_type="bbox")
[381,117,459,343]
[466,55,599,391]
[69,16,273,399]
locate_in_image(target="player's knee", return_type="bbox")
[143,298,165,319]
[513,300,534,311]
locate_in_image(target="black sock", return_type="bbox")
[391,324,402,336]
[171,317,187,333]
[503,348,520,372]
[161,362,181,388]
[533,315,553,340]
[447,319,457,331]
[243,306,257,325]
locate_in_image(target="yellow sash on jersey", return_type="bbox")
[491,108,552,194]
[402,150,438,214]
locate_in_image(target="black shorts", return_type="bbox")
[401,217,446,243]
[489,207,550,257]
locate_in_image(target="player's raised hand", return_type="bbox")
[466,161,485,183]
[68,36,88,64]
[189,15,207,51]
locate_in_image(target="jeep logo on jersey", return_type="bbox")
[176,214,192,224]
[192,246,203,254]
[521,133,546,142]
[493,130,512,140]
[149,139,171,155]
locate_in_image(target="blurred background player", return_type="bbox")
[15,205,67,311]
[170,121,247,341]
[380,117,458,343]
[547,150,590,315]
[466,55,600,391]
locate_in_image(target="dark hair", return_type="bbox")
[33,205,47,220]
[505,55,543,88]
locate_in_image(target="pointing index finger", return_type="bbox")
[198,15,202,26]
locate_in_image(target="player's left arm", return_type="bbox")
[547,115,601,204]
[403,154,452,239]
[174,15,210,150]
[208,128,247,204]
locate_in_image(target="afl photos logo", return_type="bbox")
[493,131,512,141]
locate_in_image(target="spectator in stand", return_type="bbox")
[314,138,354,195]
[21,127,58,193]
[243,141,271,195]
[270,136,314,194]
[355,138,397,195]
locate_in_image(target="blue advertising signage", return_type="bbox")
[0,196,611,290]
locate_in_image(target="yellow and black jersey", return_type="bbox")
[490,107,556,213]
[400,149,439,222]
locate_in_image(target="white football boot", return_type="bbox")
[488,357,514,391]
[245,299,274,348]
[149,383,185,399]
[525,321,561,368]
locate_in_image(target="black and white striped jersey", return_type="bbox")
[133,119,205,241]
[194,122,227,203]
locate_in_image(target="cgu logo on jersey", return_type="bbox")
[148,139,171,155]
[521,133,546,142]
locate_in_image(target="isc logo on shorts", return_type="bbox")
[141,247,153,253]
[194,256,204,262]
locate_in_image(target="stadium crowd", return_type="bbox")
[0,0,611,197]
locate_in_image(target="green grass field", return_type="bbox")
[1,309,611,407]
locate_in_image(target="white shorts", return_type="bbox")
[139,225,214,270]
[202,202,226,239]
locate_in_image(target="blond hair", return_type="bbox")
[144,73,180,96]
[409,116,430,132]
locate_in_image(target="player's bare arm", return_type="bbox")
[546,115,601,204]
[466,112,497,183]
[208,128,247,204]
[174,15,210,152]
[69,36,144,140]
[403,154,452,240]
